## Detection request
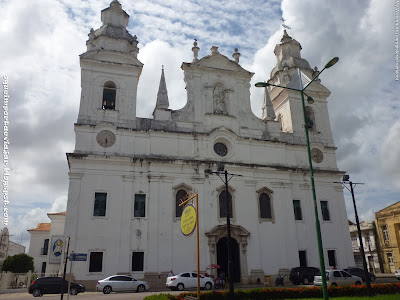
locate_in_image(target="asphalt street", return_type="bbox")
[1,277,398,300]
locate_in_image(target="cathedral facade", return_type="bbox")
[63,1,354,288]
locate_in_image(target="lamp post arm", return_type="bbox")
[263,82,302,92]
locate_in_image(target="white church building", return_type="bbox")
[63,0,354,288]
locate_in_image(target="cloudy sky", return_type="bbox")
[1,0,399,250]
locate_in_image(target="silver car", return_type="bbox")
[96,275,150,294]
[166,272,214,291]
[314,269,362,286]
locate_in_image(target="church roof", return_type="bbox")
[183,46,253,76]
[93,25,137,44]
[27,223,51,232]
[47,211,66,216]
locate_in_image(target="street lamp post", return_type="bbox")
[255,57,339,300]
[205,163,242,300]
[340,175,371,296]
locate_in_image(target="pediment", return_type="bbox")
[191,53,252,75]
[376,201,400,215]
[80,50,143,67]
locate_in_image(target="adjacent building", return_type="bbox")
[0,227,26,269]
[63,1,354,289]
[348,220,383,273]
[375,201,400,273]
[27,212,66,276]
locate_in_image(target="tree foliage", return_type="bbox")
[2,253,34,273]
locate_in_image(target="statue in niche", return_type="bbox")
[213,84,227,114]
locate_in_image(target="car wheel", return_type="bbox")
[370,276,376,282]
[177,283,184,291]
[205,282,212,290]
[70,287,78,295]
[32,289,43,297]
[303,278,310,285]
[103,286,112,294]
[137,284,145,292]
[355,281,362,285]
[331,283,337,287]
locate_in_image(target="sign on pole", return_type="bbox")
[70,253,87,261]
[180,204,197,237]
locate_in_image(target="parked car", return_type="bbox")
[344,267,376,282]
[28,277,85,297]
[166,272,214,291]
[314,269,362,286]
[395,267,400,280]
[289,267,320,285]
[96,275,150,294]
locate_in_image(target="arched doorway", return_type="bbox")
[217,237,241,282]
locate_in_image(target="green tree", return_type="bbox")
[2,253,34,273]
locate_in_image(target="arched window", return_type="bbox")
[219,190,232,218]
[102,81,116,110]
[259,192,272,219]
[305,106,315,131]
[175,189,188,218]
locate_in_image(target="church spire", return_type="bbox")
[262,88,276,121]
[155,66,169,109]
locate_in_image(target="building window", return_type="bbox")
[89,252,103,272]
[299,250,307,267]
[175,189,188,218]
[382,225,390,246]
[102,81,116,110]
[134,194,146,218]
[293,200,302,220]
[386,252,394,264]
[94,193,107,217]
[320,201,330,221]
[132,252,144,271]
[259,193,272,219]
[219,190,233,218]
[305,106,315,130]
[327,250,336,267]
[41,262,46,276]
[214,143,228,157]
[42,239,49,255]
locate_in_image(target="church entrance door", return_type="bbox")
[217,237,241,282]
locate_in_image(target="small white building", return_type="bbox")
[28,212,66,276]
[63,1,354,289]
[349,221,383,273]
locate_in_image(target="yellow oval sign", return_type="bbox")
[181,204,196,237]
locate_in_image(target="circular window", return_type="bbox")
[214,143,228,157]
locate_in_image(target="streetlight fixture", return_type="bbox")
[205,163,242,300]
[337,175,371,295]
[255,57,339,300]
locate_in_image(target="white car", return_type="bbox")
[166,272,214,291]
[314,269,362,286]
[395,267,400,280]
[96,275,150,294]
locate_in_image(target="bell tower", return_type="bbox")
[77,0,143,127]
[267,31,335,147]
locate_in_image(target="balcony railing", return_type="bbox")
[40,248,48,255]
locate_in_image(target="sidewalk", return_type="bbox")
[376,273,396,278]
[0,288,26,294]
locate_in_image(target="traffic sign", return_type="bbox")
[70,253,87,261]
